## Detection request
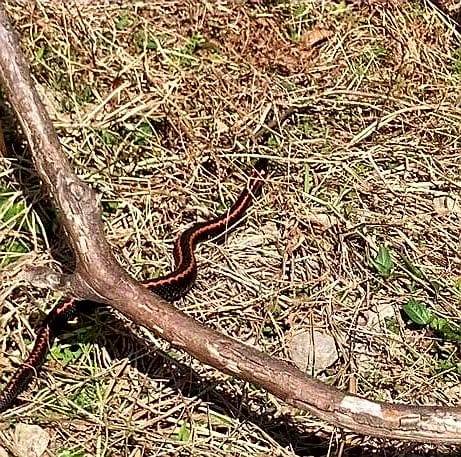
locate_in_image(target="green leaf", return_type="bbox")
[262,325,274,337]
[177,421,191,442]
[400,254,423,279]
[72,383,100,411]
[134,31,159,51]
[115,13,132,30]
[100,129,118,146]
[429,317,448,332]
[0,240,29,266]
[403,300,461,341]
[0,194,26,228]
[267,135,279,148]
[455,277,461,291]
[453,47,461,75]
[402,299,433,325]
[430,317,461,341]
[331,0,348,15]
[134,122,154,145]
[371,245,394,279]
[35,46,45,62]
[384,317,399,334]
[438,360,461,374]
[58,449,87,457]
[76,85,94,104]
[51,344,83,364]
[184,33,206,54]
[102,200,120,214]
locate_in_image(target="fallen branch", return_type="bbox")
[0,6,460,443]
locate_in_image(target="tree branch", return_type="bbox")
[0,6,460,443]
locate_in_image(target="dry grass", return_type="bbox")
[0,0,460,455]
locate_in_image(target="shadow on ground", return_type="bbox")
[62,303,460,457]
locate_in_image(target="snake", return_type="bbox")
[0,158,268,412]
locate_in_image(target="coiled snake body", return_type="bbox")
[0,158,267,412]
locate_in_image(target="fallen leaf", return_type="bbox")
[445,383,461,398]
[215,118,228,134]
[304,212,339,231]
[300,28,333,49]
[284,223,305,257]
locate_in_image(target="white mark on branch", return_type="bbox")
[224,359,241,374]
[207,342,242,374]
[77,233,90,253]
[340,396,383,418]
[124,298,167,337]
[69,180,87,202]
[123,279,140,300]
[151,324,164,335]
[207,343,221,360]
[421,413,461,433]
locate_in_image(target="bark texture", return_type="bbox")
[0,6,460,443]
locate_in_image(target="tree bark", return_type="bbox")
[0,6,460,443]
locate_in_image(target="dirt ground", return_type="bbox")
[0,1,460,456]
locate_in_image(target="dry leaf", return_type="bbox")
[284,223,305,257]
[300,28,333,49]
[304,213,339,231]
[215,118,228,134]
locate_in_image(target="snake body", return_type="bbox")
[0,158,267,412]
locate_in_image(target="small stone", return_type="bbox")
[14,424,49,457]
[433,195,461,216]
[287,330,338,374]
[365,303,395,329]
